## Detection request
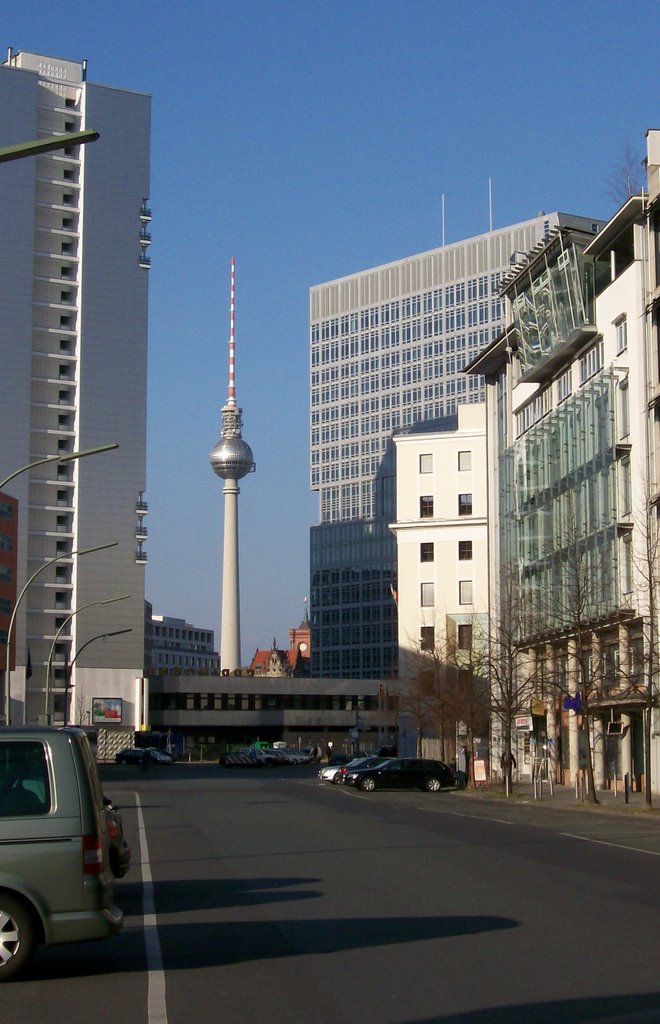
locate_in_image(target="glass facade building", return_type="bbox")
[309,215,599,678]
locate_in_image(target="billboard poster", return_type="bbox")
[92,697,123,724]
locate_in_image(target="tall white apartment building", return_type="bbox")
[309,213,601,679]
[0,50,151,726]
[391,403,488,685]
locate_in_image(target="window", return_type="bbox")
[557,368,571,404]
[0,742,50,816]
[458,451,471,471]
[421,582,435,607]
[420,542,434,562]
[420,626,435,651]
[615,315,628,354]
[458,624,473,649]
[458,493,472,516]
[579,342,603,384]
[419,453,433,473]
[459,581,473,604]
[458,540,472,560]
[420,495,434,518]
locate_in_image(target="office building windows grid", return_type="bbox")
[310,216,562,677]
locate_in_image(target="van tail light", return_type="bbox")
[83,833,104,874]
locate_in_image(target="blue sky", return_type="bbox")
[6,0,659,659]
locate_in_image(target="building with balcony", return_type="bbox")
[0,50,151,725]
[309,213,602,679]
[468,129,660,793]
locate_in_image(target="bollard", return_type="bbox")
[624,773,629,804]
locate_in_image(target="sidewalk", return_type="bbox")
[457,778,660,816]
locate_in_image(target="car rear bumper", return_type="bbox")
[44,902,124,945]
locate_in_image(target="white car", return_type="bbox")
[318,755,387,784]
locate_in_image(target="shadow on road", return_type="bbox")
[398,991,660,1023]
[23,913,516,981]
[119,874,323,912]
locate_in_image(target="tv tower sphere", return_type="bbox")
[210,430,254,480]
[210,258,255,674]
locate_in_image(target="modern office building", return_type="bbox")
[145,605,219,675]
[468,129,660,791]
[0,50,151,726]
[309,213,601,678]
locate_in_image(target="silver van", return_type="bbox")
[0,727,123,980]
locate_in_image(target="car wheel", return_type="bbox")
[360,777,376,791]
[425,777,441,792]
[331,774,343,784]
[0,895,37,982]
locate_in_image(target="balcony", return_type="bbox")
[139,251,151,269]
[135,548,148,564]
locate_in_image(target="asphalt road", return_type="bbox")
[4,763,660,1023]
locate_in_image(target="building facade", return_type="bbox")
[469,129,660,792]
[309,214,602,679]
[145,605,219,675]
[0,51,151,726]
[390,404,489,759]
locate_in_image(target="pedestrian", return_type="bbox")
[457,745,470,788]
[500,750,517,774]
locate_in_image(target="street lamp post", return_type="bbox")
[65,628,132,726]
[3,542,118,726]
[1,444,119,726]
[44,594,131,724]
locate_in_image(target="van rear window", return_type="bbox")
[0,742,51,816]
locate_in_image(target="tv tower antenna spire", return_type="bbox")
[209,257,255,672]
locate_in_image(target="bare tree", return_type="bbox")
[487,562,539,794]
[605,139,645,206]
[399,618,489,769]
[621,481,660,807]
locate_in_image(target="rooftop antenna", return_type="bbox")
[227,256,236,407]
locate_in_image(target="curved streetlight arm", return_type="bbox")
[67,628,133,676]
[65,628,132,726]
[0,442,119,491]
[45,594,131,720]
[0,129,100,164]
[3,541,118,725]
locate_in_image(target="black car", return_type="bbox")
[344,757,456,792]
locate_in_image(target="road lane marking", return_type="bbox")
[420,807,515,824]
[560,832,660,856]
[135,793,169,1024]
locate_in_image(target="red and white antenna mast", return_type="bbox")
[227,255,236,407]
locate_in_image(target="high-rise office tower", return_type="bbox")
[309,213,602,678]
[0,50,151,725]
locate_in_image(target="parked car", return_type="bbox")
[0,727,122,980]
[143,747,175,764]
[318,755,388,784]
[344,757,456,792]
[115,747,173,766]
[115,747,148,765]
[104,796,130,878]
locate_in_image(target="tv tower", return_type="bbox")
[210,258,255,672]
